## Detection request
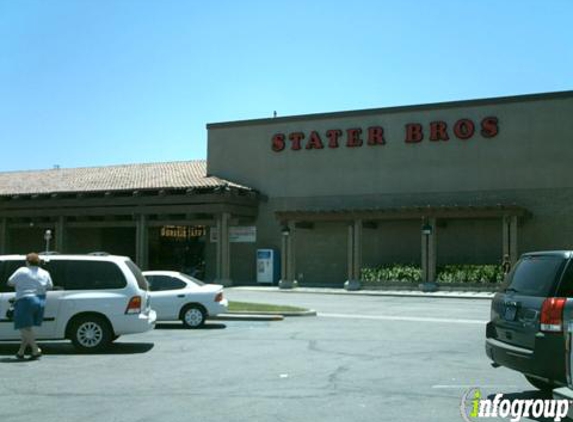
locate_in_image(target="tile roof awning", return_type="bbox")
[0,160,253,197]
[276,205,530,222]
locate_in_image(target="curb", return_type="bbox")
[229,286,495,300]
[211,309,317,321]
[211,314,285,322]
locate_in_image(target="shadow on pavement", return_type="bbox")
[155,322,227,330]
[0,341,154,362]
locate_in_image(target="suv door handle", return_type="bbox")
[177,294,185,298]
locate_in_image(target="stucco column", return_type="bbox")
[55,216,65,253]
[0,218,7,255]
[345,219,362,291]
[135,214,149,270]
[215,212,232,286]
[279,221,297,289]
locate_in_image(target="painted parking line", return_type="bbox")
[432,385,519,389]
[318,313,487,325]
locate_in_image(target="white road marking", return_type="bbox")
[318,312,487,325]
[432,385,519,389]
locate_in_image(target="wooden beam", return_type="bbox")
[0,203,258,218]
[276,206,529,222]
[0,192,259,211]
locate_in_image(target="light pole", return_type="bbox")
[420,221,438,292]
[44,229,52,253]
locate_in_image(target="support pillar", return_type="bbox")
[279,221,297,289]
[55,216,65,253]
[0,218,7,255]
[510,216,518,265]
[345,219,363,291]
[135,214,149,270]
[420,218,438,291]
[215,212,232,286]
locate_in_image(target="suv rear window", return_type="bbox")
[506,255,566,297]
[125,260,149,291]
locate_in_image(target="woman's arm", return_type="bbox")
[7,268,23,287]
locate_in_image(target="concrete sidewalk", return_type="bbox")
[229,285,496,300]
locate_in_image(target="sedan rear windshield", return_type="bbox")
[506,255,566,297]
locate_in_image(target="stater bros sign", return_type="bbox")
[271,116,499,152]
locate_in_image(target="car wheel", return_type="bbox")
[181,305,206,328]
[524,375,554,392]
[70,315,113,352]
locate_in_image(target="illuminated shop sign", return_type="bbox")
[271,116,499,152]
[160,225,206,240]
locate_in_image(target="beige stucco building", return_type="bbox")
[207,90,573,287]
[1,91,572,288]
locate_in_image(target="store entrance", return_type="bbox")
[149,225,206,279]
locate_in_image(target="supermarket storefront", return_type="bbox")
[0,91,572,288]
[206,91,573,288]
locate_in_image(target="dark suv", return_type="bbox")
[486,251,573,390]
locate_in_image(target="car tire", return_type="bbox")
[524,375,554,392]
[181,305,206,329]
[69,315,113,353]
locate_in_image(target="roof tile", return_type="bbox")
[0,160,251,196]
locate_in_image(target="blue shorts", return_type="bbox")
[13,295,46,330]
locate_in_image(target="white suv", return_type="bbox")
[0,254,156,352]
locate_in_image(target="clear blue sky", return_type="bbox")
[1,0,571,172]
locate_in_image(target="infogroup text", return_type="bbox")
[461,389,570,422]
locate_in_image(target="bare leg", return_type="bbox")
[18,328,30,356]
[21,328,41,356]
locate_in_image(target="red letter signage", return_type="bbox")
[405,123,423,143]
[306,131,324,149]
[367,126,386,145]
[429,121,449,142]
[271,116,499,152]
[480,117,499,138]
[326,129,342,148]
[271,133,285,152]
[346,128,363,147]
[289,132,304,150]
[453,119,475,140]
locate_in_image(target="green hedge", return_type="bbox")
[361,265,422,283]
[361,264,504,284]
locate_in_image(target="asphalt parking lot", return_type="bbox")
[0,290,551,422]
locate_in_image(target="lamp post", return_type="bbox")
[44,229,52,253]
[420,221,438,292]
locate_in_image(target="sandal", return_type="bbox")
[29,349,42,360]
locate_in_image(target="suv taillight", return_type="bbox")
[215,292,223,303]
[125,296,142,314]
[540,297,567,332]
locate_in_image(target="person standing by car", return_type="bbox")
[501,254,512,276]
[7,252,53,359]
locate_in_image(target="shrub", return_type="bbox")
[361,264,505,284]
[436,265,504,284]
[361,264,422,283]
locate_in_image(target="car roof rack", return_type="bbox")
[88,251,110,256]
